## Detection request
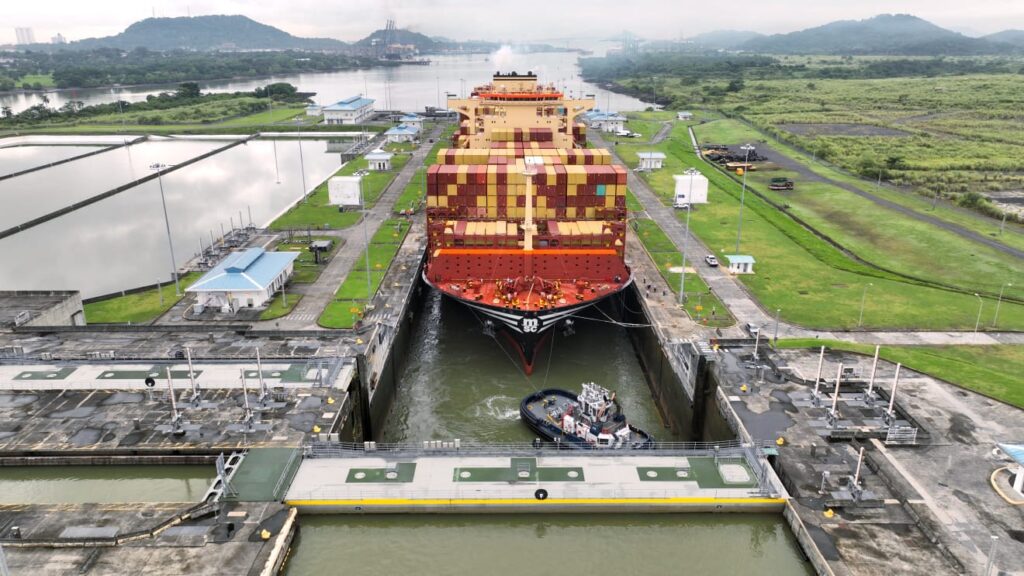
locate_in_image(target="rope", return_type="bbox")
[569,306,653,329]
[542,326,556,387]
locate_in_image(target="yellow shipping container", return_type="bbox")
[436,148,448,163]
[537,196,546,208]
[477,196,487,207]
[487,206,497,218]
[506,195,516,207]
[488,195,497,207]
[605,195,615,208]
[427,196,438,208]
[567,207,577,218]
[567,184,577,196]
[438,196,448,208]
[487,165,497,184]
[457,165,468,185]
[585,207,596,218]
[447,184,458,196]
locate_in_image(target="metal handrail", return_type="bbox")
[304,439,775,459]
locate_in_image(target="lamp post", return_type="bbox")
[295,118,307,203]
[992,282,1012,328]
[858,282,872,328]
[735,144,755,253]
[773,308,781,344]
[149,163,180,296]
[678,169,696,305]
[974,293,984,333]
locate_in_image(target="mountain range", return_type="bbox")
[696,15,1022,55]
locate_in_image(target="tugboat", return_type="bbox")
[520,382,654,449]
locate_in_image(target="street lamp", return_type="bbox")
[858,282,873,328]
[992,282,1012,328]
[149,163,180,296]
[735,144,755,253]
[974,293,984,333]
[773,308,781,344]
[678,169,696,305]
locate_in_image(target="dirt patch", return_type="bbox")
[779,123,911,137]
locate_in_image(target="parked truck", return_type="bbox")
[769,177,795,190]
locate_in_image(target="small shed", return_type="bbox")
[677,111,694,121]
[328,176,363,207]
[724,254,756,275]
[365,149,393,171]
[673,169,709,206]
[637,151,666,171]
[385,123,421,143]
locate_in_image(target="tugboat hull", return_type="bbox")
[520,388,654,449]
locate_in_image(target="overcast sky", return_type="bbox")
[5,0,1024,45]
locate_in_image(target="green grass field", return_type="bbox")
[18,73,55,88]
[83,272,201,324]
[633,218,734,327]
[318,218,411,328]
[613,119,1024,330]
[776,340,1024,409]
[259,293,302,320]
[274,236,339,283]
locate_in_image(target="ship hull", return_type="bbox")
[519,388,654,449]
[423,272,632,375]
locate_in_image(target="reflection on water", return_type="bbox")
[382,290,672,444]
[0,145,104,177]
[285,514,813,575]
[0,50,649,115]
[0,138,224,230]
[0,138,341,297]
[0,465,213,503]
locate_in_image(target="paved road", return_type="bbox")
[262,125,443,330]
[592,128,1024,346]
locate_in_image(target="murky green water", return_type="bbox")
[382,290,671,444]
[284,514,813,576]
[0,465,213,503]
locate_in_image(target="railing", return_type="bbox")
[304,439,776,459]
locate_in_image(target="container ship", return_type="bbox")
[424,71,632,374]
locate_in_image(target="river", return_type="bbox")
[0,49,649,115]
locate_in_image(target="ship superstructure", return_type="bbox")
[424,72,632,373]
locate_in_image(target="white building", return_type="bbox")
[673,169,709,207]
[384,123,421,143]
[677,111,694,121]
[724,255,756,275]
[364,149,393,171]
[305,104,322,116]
[323,96,375,125]
[588,111,627,133]
[637,151,666,171]
[188,248,298,314]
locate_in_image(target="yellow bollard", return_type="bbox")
[327,397,335,405]
[261,529,272,540]
[740,384,748,393]
[823,508,835,519]
[776,436,786,446]
[312,425,321,434]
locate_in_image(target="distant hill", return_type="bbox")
[690,30,765,50]
[740,14,1012,55]
[72,15,348,51]
[983,30,1024,47]
[355,28,437,52]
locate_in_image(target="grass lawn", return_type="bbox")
[216,106,304,127]
[18,73,55,88]
[84,272,202,324]
[776,339,1024,409]
[268,150,410,232]
[614,123,1024,330]
[633,218,734,327]
[259,293,302,320]
[318,218,411,329]
[395,125,457,214]
[274,235,340,283]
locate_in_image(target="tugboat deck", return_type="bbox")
[285,453,782,513]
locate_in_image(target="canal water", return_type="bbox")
[0,144,105,177]
[0,465,212,503]
[285,514,812,575]
[382,290,670,443]
[0,49,649,115]
[0,137,341,298]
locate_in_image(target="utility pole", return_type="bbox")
[679,171,694,305]
[360,175,372,303]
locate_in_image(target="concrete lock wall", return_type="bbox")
[24,292,85,327]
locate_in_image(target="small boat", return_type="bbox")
[520,382,654,449]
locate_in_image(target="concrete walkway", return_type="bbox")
[592,129,1024,346]
[263,124,443,330]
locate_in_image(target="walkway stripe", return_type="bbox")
[287,496,785,507]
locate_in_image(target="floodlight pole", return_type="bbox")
[150,163,180,296]
[858,283,872,327]
[992,282,1012,328]
[865,345,880,400]
[679,170,694,305]
[735,144,755,253]
[296,119,307,202]
[361,175,373,304]
[974,293,984,333]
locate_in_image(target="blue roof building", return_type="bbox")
[323,95,375,125]
[188,248,299,313]
[384,123,421,143]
